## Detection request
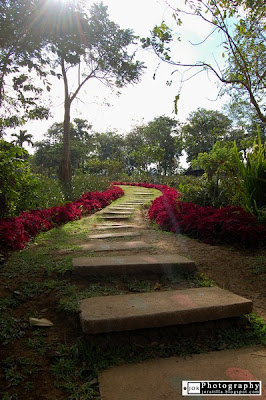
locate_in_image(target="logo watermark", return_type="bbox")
[182,381,262,396]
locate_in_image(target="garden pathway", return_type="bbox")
[70,186,264,400]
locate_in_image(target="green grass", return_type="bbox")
[251,256,266,276]
[2,356,39,387]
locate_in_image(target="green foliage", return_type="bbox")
[0,0,53,130]
[178,175,238,208]
[94,131,124,162]
[71,172,110,199]
[84,160,123,178]
[0,139,66,217]
[230,131,266,215]
[143,116,182,175]
[26,175,65,210]
[32,119,95,177]
[2,356,39,387]
[182,108,232,162]
[223,92,266,143]
[251,256,266,276]
[0,140,32,216]
[11,130,33,148]
[124,116,182,175]
[191,141,234,181]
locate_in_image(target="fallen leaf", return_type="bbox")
[29,317,53,327]
[154,282,161,290]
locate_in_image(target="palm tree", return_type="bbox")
[11,130,33,147]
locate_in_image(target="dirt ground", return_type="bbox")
[139,209,266,322]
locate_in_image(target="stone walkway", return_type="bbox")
[70,186,262,400]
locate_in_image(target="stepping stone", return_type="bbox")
[73,254,196,278]
[88,232,141,239]
[119,202,140,205]
[135,192,154,196]
[101,211,133,215]
[101,216,131,221]
[99,346,265,400]
[108,207,136,211]
[79,287,252,334]
[121,202,144,205]
[79,241,151,252]
[93,225,136,230]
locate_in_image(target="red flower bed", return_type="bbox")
[115,181,266,247]
[0,185,124,250]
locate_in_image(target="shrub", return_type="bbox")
[0,185,124,250]
[230,131,266,216]
[116,181,266,247]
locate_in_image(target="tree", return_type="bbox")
[32,118,94,176]
[93,131,125,162]
[230,131,266,215]
[191,141,234,180]
[124,125,147,173]
[143,0,266,123]
[0,139,32,216]
[190,141,236,207]
[0,0,55,132]
[143,116,182,175]
[223,95,266,141]
[182,108,232,162]
[49,2,144,196]
[11,130,33,148]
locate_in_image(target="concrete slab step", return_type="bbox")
[135,193,154,196]
[99,346,265,400]
[73,254,196,278]
[134,191,154,194]
[92,225,136,230]
[79,287,252,334]
[121,202,144,205]
[88,232,142,239]
[101,211,133,215]
[79,241,151,252]
[108,207,136,211]
[100,216,132,221]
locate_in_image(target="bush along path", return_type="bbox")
[0,184,265,400]
[0,185,124,251]
[113,181,266,247]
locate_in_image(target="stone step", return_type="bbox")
[121,202,144,205]
[108,207,136,211]
[88,232,142,239]
[92,224,136,230]
[79,241,151,252]
[73,254,196,277]
[101,211,133,215]
[99,346,265,400]
[79,287,252,334]
[135,192,154,196]
[100,216,132,221]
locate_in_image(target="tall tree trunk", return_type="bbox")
[60,54,72,199]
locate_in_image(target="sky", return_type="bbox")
[7,0,228,161]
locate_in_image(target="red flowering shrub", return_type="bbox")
[115,181,266,247]
[0,185,123,250]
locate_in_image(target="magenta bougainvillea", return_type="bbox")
[115,181,266,247]
[0,185,124,250]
